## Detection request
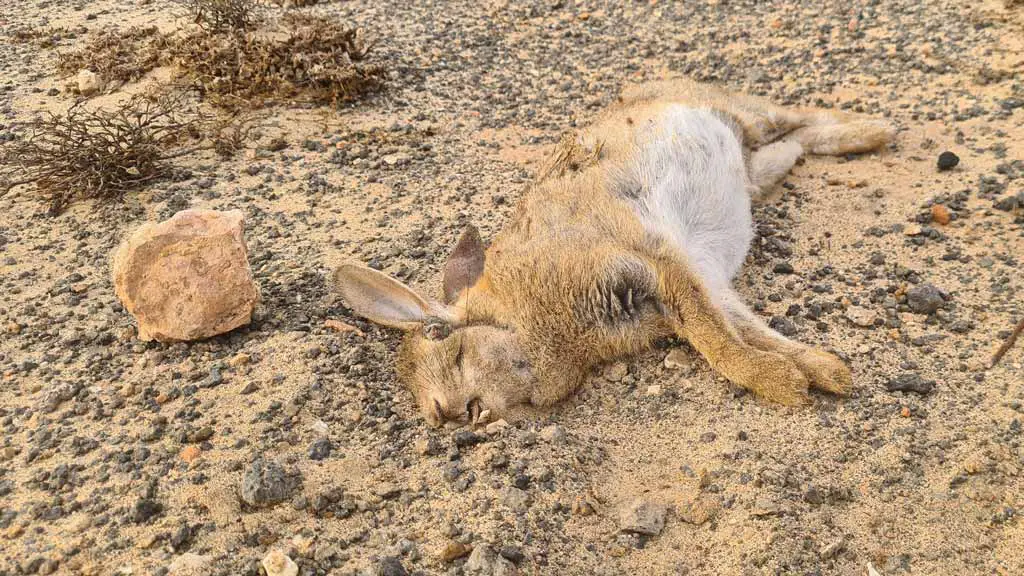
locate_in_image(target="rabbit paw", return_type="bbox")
[794,348,852,395]
[745,352,810,406]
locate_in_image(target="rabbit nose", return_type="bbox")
[466,397,482,423]
[433,397,489,428]
[430,397,465,428]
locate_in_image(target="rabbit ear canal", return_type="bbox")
[442,225,486,304]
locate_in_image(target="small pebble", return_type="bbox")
[262,550,298,576]
[930,204,951,225]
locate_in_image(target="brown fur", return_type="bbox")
[333,78,895,426]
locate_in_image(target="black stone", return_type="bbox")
[937,151,959,171]
[240,459,297,508]
[376,557,409,576]
[769,316,798,336]
[453,430,484,448]
[132,498,164,524]
[993,192,1023,212]
[308,438,332,461]
[804,484,825,505]
[885,373,935,395]
[772,261,795,274]
[170,523,193,550]
[906,284,945,314]
[500,545,525,564]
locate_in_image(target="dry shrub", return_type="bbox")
[8,28,44,43]
[0,93,205,214]
[56,14,384,108]
[8,27,51,44]
[176,0,266,32]
[210,113,266,158]
[57,27,171,87]
[8,26,73,48]
[168,14,384,108]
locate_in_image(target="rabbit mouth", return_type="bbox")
[428,396,491,427]
[467,397,487,424]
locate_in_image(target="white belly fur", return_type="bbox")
[627,106,753,291]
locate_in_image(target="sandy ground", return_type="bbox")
[1,1,1023,575]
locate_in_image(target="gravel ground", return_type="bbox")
[1,1,1023,575]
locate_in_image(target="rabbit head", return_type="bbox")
[333,226,536,427]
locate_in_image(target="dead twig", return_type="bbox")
[991,317,1024,368]
[211,112,267,158]
[175,0,266,32]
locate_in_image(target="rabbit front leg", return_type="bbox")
[652,256,811,405]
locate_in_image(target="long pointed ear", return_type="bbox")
[442,225,486,303]
[333,264,439,330]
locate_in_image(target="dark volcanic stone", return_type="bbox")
[171,523,194,550]
[773,261,795,274]
[376,556,409,576]
[886,373,935,395]
[500,545,525,564]
[906,284,945,314]
[937,151,959,171]
[308,438,332,461]
[993,192,1023,212]
[240,459,297,507]
[804,484,825,505]
[453,430,484,448]
[132,498,164,524]
[769,316,798,336]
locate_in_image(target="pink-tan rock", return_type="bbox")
[112,209,259,342]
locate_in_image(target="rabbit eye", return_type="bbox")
[423,320,451,341]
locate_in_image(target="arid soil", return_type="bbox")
[1,1,1023,575]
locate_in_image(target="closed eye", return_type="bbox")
[454,336,465,367]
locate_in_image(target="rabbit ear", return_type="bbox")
[333,264,442,330]
[442,225,486,303]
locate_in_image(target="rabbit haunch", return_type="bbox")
[333,78,895,426]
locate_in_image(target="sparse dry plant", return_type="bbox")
[211,112,266,158]
[7,25,72,48]
[8,27,43,43]
[57,26,171,87]
[0,93,205,214]
[177,0,266,32]
[56,14,385,109]
[168,14,384,108]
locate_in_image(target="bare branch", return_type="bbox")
[0,93,205,214]
[991,317,1024,368]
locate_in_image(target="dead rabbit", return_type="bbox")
[334,78,895,426]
